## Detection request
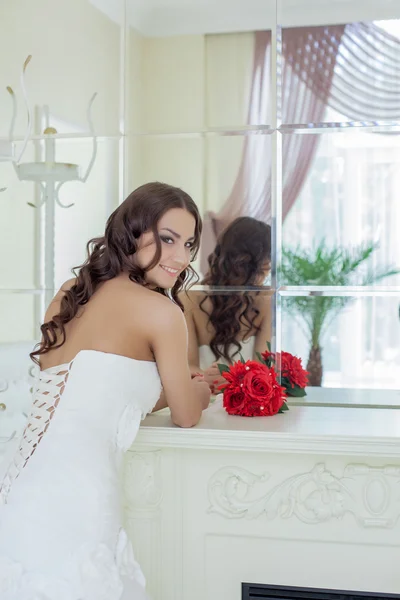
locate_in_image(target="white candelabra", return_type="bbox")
[6,55,98,308]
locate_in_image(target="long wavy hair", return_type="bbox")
[200,217,271,362]
[31,182,202,365]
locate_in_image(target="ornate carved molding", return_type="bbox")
[136,427,400,458]
[124,450,163,510]
[208,463,400,528]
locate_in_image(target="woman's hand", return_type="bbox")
[203,363,225,394]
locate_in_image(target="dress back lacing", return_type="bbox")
[0,362,72,503]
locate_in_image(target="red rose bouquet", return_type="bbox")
[218,359,288,417]
[258,343,309,398]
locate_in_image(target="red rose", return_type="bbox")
[280,351,309,388]
[222,389,246,414]
[262,350,308,389]
[221,360,266,389]
[243,364,286,416]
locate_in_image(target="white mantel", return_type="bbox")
[137,394,400,457]
[124,398,400,600]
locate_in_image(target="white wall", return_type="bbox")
[0,0,121,341]
[0,0,121,137]
[125,30,254,216]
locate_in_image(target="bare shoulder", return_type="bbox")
[137,290,187,341]
[44,278,77,321]
[60,278,77,292]
[116,283,185,333]
[52,278,76,302]
[146,292,185,332]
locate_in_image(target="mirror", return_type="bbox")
[0,0,399,400]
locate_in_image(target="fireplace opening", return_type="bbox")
[242,583,400,600]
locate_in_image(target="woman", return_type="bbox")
[0,182,210,599]
[181,217,271,392]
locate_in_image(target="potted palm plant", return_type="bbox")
[281,241,399,386]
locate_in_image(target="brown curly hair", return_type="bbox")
[31,182,202,365]
[200,217,271,362]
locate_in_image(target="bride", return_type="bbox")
[181,216,272,393]
[0,182,211,599]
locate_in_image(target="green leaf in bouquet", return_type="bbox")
[239,353,245,363]
[266,341,271,352]
[218,364,230,375]
[279,401,289,412]
[280,376,291,388]
[286,385,307,397]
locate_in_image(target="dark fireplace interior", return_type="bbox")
[242,583,400,600]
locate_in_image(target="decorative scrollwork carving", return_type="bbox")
[208,463,400,528]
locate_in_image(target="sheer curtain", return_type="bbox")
[329,22,400,122]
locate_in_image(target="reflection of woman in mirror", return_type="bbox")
[181,217,272,392]
[0,182,211,598]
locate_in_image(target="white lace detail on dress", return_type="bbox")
[0,363,71,503]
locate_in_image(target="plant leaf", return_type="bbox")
[286,385,307,397]
[218,364,230,375]
[281,239,399,350]
[280,376,291,387]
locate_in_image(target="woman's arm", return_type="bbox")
[151,390,168,413]
[148,296,210,427]
[254,295,272,357]
[179,292,202,374]
[151,374,205,413]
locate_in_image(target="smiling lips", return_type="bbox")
[160,265,180,277]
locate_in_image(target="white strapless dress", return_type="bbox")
[0,349,161,600]
[199,336,256,371]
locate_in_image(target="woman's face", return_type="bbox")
[135,208,196,289]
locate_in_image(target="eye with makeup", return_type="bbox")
[160,235,194,249]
